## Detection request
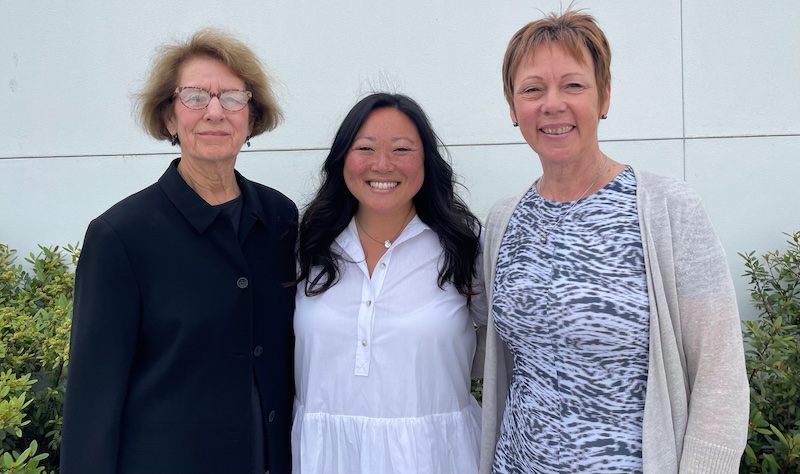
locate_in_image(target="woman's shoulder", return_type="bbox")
[633,168,704,209]
[240,180,299,233]
[485,190,528,226]
[98,182,164,223]
[243,179,298,214]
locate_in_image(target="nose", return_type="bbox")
[203,96,225,121]
[541,89,567,114]
[371,150,394,172]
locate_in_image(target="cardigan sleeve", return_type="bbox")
[470,231,489,379]
[60,217,141,474]
[478,195,524,474]
[672,199,750,472]
[470,232,489,326]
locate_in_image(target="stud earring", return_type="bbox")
[171,134,179,146]
[601,114,608,120]
[512,122,519,127]
[246,135,251,147]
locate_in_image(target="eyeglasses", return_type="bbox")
[174,87,252,112]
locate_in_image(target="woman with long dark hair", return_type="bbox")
[292,93,485,474]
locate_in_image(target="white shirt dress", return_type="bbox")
[292,216,484,474]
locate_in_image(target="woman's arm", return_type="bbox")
[60,217,140,474]
[675,201,750,472]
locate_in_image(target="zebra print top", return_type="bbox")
[491,166,650,473]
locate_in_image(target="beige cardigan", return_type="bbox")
[476,169,749,473]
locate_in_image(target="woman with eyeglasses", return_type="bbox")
[60,29,297,474]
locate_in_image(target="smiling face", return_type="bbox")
[343,107,425,220]
[510,42,610,166]
[166,56,252,167]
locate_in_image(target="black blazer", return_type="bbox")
[61,159,297,474]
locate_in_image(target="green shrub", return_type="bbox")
[0,244,77,474]
[739,231,800,473]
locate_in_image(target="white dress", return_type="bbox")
[292,216,484,474]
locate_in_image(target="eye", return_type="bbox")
[565,83,585,91]
[219,96,240,107]
[519,85,545,98]
[182,89,209,105]
[219,91,249,108]
[354,146,373,152]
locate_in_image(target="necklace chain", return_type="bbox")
[355,206,415,249]
[537,155,608,244]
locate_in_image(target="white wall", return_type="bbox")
[2,1,799,319]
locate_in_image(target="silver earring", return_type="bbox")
[246,135,251,147]
[171,134,179,146]
[601,114,608,120]
[512,122,519,127]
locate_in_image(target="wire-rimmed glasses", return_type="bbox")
[174,87,252,112]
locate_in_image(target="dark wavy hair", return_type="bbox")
[297,93,480,301]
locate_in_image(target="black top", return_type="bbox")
[61,158,298,474]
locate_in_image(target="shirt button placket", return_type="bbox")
[362,299,373,346]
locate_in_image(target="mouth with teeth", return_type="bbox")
[540,126,575,135]
[368,181,399,190]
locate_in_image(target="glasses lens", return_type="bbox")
[179,88,210,109]
[219,91,250,111]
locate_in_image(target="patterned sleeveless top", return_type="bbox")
[492,166,649,473]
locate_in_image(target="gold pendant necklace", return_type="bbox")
[355,206,415,249]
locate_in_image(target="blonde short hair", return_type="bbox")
[136,28,282,142]
[502,9,611,109]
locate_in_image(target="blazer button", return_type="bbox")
[253,345,263,357]
[268,410,275,423]
[237,277,249,289]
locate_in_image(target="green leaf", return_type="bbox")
[770,424,788,445]
[744,442,757,462]
[1,451,13,467]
